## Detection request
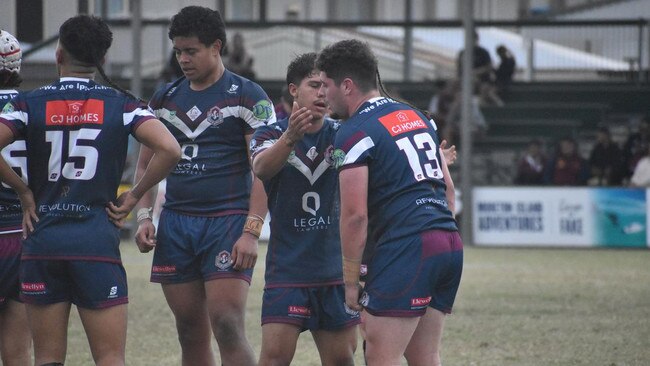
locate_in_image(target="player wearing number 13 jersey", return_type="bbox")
[318,39,462,366]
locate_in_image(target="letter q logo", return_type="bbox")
[181,144,199,161]
[302,192,320,216]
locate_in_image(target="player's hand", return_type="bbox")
[17,189,38,239]
[345,283,363,312]
[231,233,258,271]
[106,190,139,227]
[283,102,313,145]
[135,220,157,253]
[440,139,457,165]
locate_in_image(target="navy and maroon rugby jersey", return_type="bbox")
[333,97,457,247]
[149,70,276,215]
[0,89,23,234]
[251,118,342,287]
[0,77,155,261]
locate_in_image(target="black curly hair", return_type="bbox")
[169,6,227,54]
[59,15,141,101]
[286,52,317,87]
[316,39,377,93]
[317,39,433,120]
[0,69,22,88]
[59,15,112,67]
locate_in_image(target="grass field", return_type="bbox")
[58,241,650,365]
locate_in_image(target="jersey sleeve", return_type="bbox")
[332,124,374,171]
[239,81,277,131]
[0,94,28,139]
[250,121,285,159]
[124,97,156,135]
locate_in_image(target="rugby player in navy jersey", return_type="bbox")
[132,6,274,366]
[0,15,180,366]
[317,39,463,366]
[0,29,32,366]
[250,53,359,366]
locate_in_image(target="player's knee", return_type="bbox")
[259,352,293,366]
[211,314,244,346]
[322,354,355,366]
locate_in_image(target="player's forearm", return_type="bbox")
[132,145,158,209]
[248,176,268,218]
[240,176,268,239]
[251,139,292,180]
[340,211,367,284]
[440,151,456,217]
[0,158,29,195]
[131,145,180,201]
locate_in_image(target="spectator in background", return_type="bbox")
[629,144,650,186]
[588,127,624,186]
[544,137,589,186]
[514,139,546,185]
[456,31,503,107]
[622,117,650,180]
[428,79,459,139]
[164,50,184,81]
[224,32,256,80]
[495,44,515,97]
[274,84,293,120]
[156,51,184,91]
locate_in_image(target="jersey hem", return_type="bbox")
[20,255,122,264]
[263,279,343,289]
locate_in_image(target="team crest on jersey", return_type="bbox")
[331,148,346,169]
[306,146,318,161]
[207,106,224,127]
[1,102,13,114]
[252,100,273,122]
[215,250,232,270]
[324,145,335,168]
[249,138,257,152]
[227,84,239,94]
[187,106,202,121]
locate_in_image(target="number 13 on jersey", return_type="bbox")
[396,132,443,181]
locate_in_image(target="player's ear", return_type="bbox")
[55,44,64,65]
[288,83,298,98]
[213,39,223,56]
[342,78,354,96]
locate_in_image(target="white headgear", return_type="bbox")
[0,30,22,73]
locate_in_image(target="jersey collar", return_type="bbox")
[60,77,91,83]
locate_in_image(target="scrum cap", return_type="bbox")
[0,30,22,73]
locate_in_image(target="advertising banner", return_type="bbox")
[473,187,648,248]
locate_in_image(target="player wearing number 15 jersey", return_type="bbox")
[0,15,180,366]
[317,39,462,366]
